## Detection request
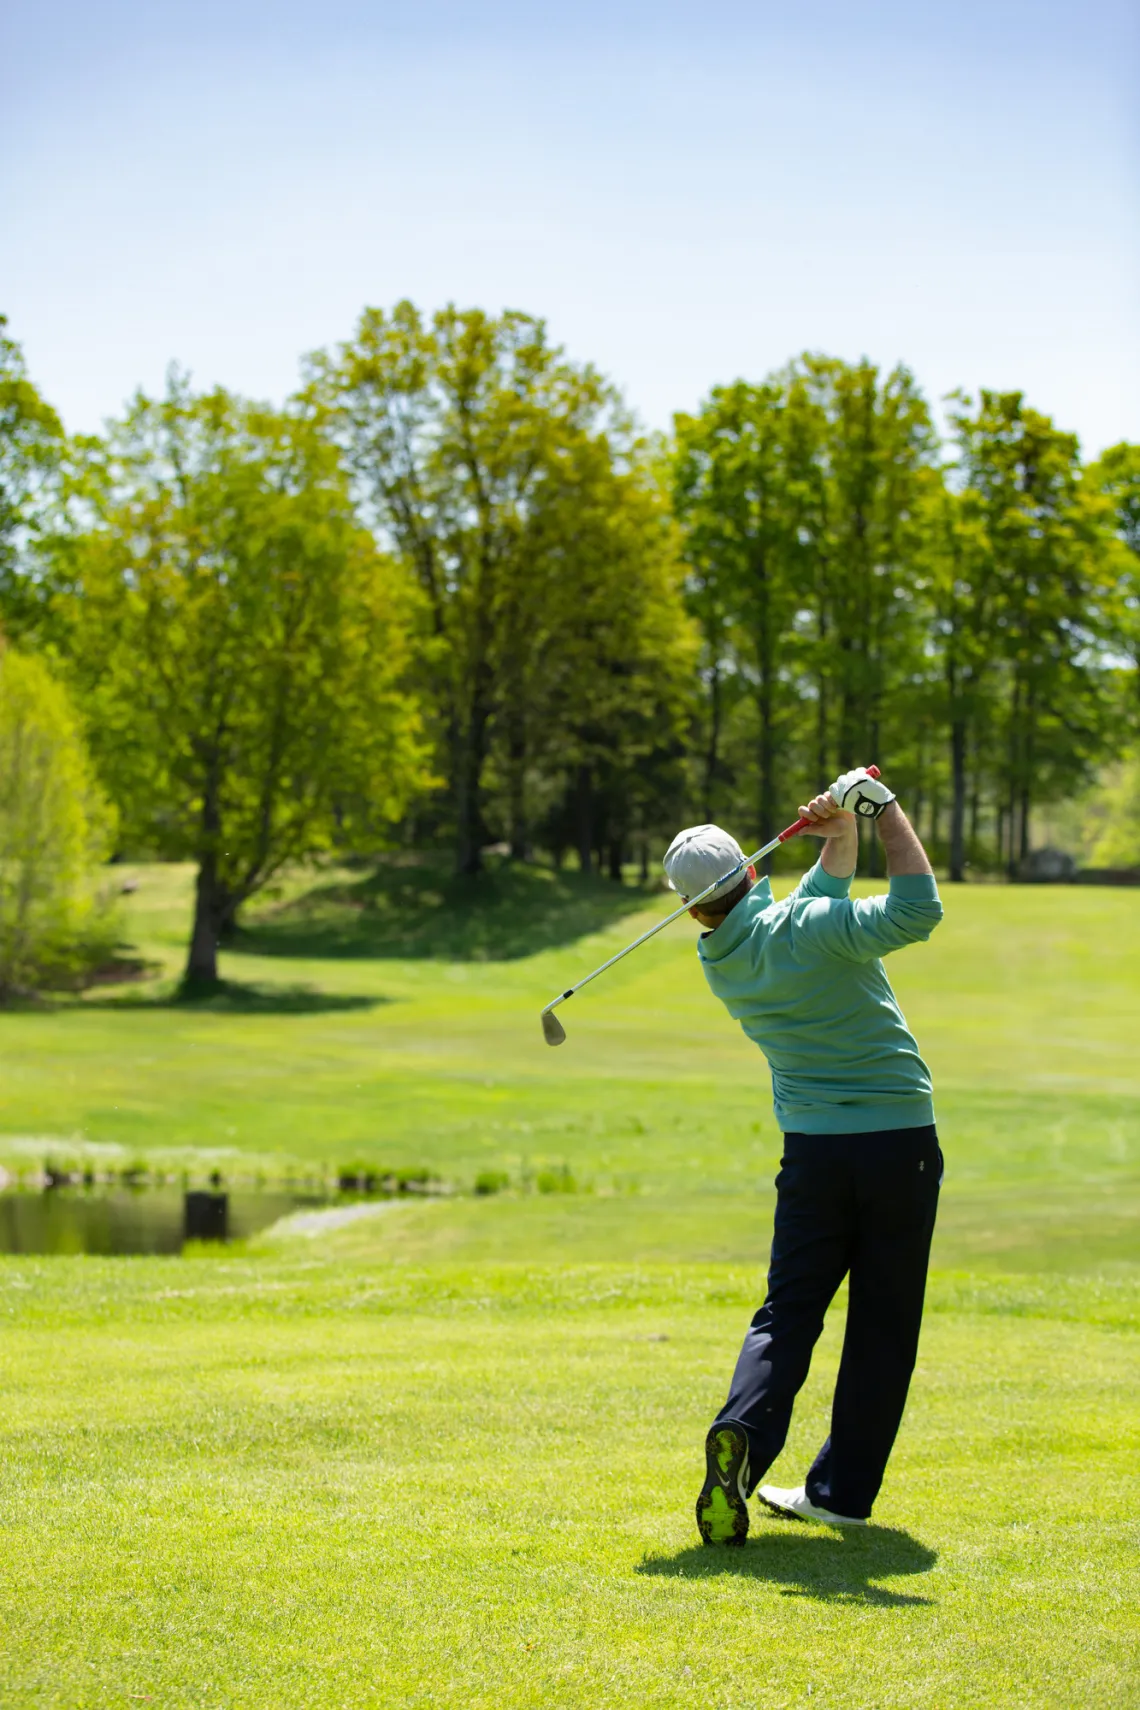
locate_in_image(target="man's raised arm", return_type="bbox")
[878,801,934,877]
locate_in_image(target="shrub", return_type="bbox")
[474,1169,510,1196]
[0,647,116,997]
[535,1164,577,1195]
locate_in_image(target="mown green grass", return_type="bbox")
[1,1254,1137,1709]
[1,861,1138,1706]
[0,861,1135,1269]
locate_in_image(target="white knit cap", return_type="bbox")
[662,824,748,904]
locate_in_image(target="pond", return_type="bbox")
[0,1186,326,1256]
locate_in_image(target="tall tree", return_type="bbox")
[309,302,625,875]
[0,646,115,997]
[674,359,936,867]
[1084,441,1140,705]
[673,381,799,850]
[923,483,997,880]
[949,392,1116,873]
[533,449,696,875]
[39,378,428,989]
[787,358,938,813]
[0,316,63,605]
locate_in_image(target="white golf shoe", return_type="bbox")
[757,1484,867,1527]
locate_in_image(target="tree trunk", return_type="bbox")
[608,839,624,883]
[703,657,722,822]
[866,718,882,877]
[182,767,230,993]
[929,787,941,863]
[1019,694,1036,864]
[183,858,229,992]
[1005,678,1022,880]
[639,839,649,884]
[754,566,776,869]
[454,691,492,877]
[969,755,981,856]
[507,718,529,862]
[949,716,967,882]
[574,765,593,874]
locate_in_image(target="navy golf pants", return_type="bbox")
[714,1124,941,1520]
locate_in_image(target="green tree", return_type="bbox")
[0,646,115,997]
[923,483,999,880]
[532,450,696,875]
[674,381,799,849]
[0,316,63,602]
[674,358,937,867]
[786,359,938,825]
[1084,441,1140,701]
[948,392,1116,874]
[1082,751,1140,868]
[309,301,631,875]
[43,378,428,990]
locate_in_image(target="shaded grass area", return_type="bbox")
[235,855,656,962]
[0,1255,1136,1708]
[637,1527,940,1607]
[80,978,384,1015]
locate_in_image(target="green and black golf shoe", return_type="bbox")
[696,1422,750,1545]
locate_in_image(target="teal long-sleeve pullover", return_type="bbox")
[697,859,944,1135]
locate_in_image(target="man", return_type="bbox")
[663,768,944,1542]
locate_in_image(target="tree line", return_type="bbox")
[0,307,1137,990]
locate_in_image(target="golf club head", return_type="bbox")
[541,1009,567,1046]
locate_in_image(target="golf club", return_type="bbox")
[540,769,881,1044]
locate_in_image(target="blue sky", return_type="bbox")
[3,0,1137,455]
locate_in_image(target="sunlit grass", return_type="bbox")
[0,1255,1136,1708]
[1,862,1137,1705]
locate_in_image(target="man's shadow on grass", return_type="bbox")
[638,1525,937,1607]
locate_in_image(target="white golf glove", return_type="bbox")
[829,767,896,820]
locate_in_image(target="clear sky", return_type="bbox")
[3,0,1138,455]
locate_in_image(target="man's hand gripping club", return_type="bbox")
[798,766,932,880]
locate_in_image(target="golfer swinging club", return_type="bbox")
[664,768,944,1541]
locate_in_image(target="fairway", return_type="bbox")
[1,867,1138,1707]
[0,864,1136,1270]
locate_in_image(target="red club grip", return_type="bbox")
[776,766,881,842]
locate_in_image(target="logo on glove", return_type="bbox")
[829,767,896,821]
[850,790,884,818]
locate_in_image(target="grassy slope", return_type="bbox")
[0,861,1135,1269]
[1,862,1138,1707]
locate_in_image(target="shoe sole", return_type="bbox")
[695,1424,749,1546]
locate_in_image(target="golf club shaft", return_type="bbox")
[539,768,879,1021]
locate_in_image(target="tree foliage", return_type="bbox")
[309,303,695,874]
[0,646,115,997]
[0,316,63,600]
[0,304,1136,931]
[675,358,937,868]
[1085,440,1140,692]
[44,378,429,987]
[944,392,1117,875]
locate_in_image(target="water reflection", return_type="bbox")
[0,1186,324,1255]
